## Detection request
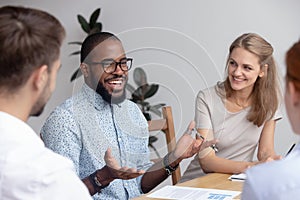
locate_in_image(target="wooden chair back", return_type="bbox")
[148,106,181,185]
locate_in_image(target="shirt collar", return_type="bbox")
[81,83,108,111]
[81,83,127,110]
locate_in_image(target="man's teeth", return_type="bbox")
[109,80,122,85]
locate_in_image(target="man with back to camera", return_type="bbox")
[41,31,217,199]
[0,6,144,199]
[0,5,92,199]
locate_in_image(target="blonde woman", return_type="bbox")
[181,33,282,182]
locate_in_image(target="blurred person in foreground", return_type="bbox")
[242,39,300,199]
[0,5,92,199]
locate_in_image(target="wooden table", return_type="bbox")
[132,173,243,200]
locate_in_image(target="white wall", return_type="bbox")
[2,0,300,190]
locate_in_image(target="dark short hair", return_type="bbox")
[0,6,65,92]
[80,32,120,63]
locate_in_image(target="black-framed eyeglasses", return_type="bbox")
[87,58,133,74]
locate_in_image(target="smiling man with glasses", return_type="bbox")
[84,53,133,104]
[41,32,215,200]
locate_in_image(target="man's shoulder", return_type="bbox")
[247,157,300,185]
[49,97,76,116]
[1,145,91,199]
[42,97,78,130]
[244,156,300,199]
[118,99,141,112]
[1,139,74,178]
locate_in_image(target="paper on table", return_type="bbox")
[147,185,240,200]
[228,173,247,182]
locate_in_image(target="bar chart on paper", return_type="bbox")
[147,185,240,200]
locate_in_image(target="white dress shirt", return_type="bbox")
[242,143,300,200]
[0,111,92,200]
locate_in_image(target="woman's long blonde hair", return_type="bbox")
[217,33,281,127]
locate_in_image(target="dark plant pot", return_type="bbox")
[143,112,152,121]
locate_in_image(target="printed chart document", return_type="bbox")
[228,173,247,182]
[147,185,240,200]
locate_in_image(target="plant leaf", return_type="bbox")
[131,89,142,100]
[69,50,81,56]
[68,41,82,45]
[70,68,82,82]
[131,84,149,100]
[129,97,137,103]
[89,23,102,35]
[77,15,90,34]
[131,89,143,103]
[133,67,148,86]
[144,84,159,99]
[140,101,150,107]
[152,103,166,110]
[149,107,162,116]
[89,8,100,27]
[94,22,102,31]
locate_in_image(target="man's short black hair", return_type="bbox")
[80,32,120,63]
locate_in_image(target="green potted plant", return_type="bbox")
[127,67,165,120]
[127,67,166,158]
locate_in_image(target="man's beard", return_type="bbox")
[30,82,50,117]
[30,106,45,117]
[96,79,127,105]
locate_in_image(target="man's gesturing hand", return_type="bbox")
[172,121,217,162]
[104,148,145,180]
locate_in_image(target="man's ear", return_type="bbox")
[80,63,89,78]
[32,65,48,90]
[288,81,300,106]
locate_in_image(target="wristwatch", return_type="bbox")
[89,171,109,192]
[163,153,179,176]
